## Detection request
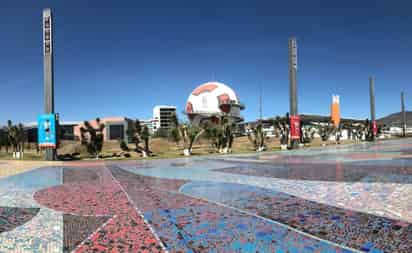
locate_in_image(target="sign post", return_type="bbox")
[401,91,406,137]
[290,115,301,140]
[38,114,57,150]
[369,77,377,141]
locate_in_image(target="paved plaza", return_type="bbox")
[0,139,411,252]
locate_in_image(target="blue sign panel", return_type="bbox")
[38,114,56,148]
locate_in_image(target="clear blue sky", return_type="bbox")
[1,0,411,124]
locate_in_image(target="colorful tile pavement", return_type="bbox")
[0,138,411,252]
[0,161,61,178]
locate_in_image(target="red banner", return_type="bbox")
[372,120,378,136]
[290,115,301,140]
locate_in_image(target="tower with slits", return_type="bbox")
[43,8,56,160]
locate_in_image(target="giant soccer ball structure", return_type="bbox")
[185,81,245,126]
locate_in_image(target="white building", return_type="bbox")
[152,105,177,132]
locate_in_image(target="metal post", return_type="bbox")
[369,77,376,141]
[401,91,406,137]
[288,37,300,148]
[43,8,56,160]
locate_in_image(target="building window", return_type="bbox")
[109,125,124,140]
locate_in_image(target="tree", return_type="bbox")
[0,129,9,153]
[203,123,222,152]
[141,125,150,157]
[247,123,266,152]
[200,116,236,154]
[168,112,206,156]
[169,113,182,148]
[168,112,238,156]
[127,119,151,157]
[80,118,105,159]
[271,115,289,147]
[319,123,334,145]
[3,120,26,159]
[168,112,182,148]
[179,124,205,156]
[169,127,181,146]
[219,117,235,153]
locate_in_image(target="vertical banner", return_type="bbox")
[372,120,378,136]
[38,114,56,148]
[331,95,340,128]
[290,115,301,140]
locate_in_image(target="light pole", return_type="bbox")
[401,91,406,137]
[369,77,377,141]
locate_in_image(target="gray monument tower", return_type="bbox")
[43,8,56,160]
[401,91,406,137]
[288,38,298,117]
[369,77,376,141]
[288,37,300,148]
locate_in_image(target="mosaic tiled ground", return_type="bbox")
[0,138,411,252]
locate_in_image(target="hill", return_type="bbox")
[378,111,412,127]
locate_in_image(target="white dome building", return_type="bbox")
[185,81,245,125]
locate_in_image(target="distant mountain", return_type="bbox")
[378,111,412,127]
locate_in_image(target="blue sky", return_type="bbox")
[1,0,411,123]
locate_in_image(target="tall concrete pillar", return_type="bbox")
[288,37,300,148]
[369,77,377,141]
[289,38,298,116]
[401,91,406,137]
[43,8,56,160]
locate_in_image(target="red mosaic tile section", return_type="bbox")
[75,205,163,253]
[109,167,202,212]
[33,167,165,253]
[34,169,123,216]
